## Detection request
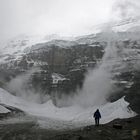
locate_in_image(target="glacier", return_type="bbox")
[0,88,136,129]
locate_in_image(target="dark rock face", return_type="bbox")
[105,39,140,114]
[0,39,105,100]
[125,71,140,114]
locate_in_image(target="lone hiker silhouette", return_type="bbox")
[93,109,101,126]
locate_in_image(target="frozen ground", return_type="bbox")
[0,88,136,130]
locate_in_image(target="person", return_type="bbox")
[93,109,101,126]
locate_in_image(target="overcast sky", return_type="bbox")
[0,0,140,41]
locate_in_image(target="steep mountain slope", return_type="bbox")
[0,34,105,99]
[0,19,140,114]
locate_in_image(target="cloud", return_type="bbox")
[112,0,140,20]
[0,0,114,41]
[1,0,140,41]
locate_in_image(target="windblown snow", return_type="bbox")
[0,88,136,129]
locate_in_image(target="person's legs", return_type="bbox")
[95,118,97,126]
[97,118,99,126]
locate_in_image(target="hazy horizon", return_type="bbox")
[0,0,140,42]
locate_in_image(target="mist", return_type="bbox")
[113,0,140,20]
[6,68,50,103]
[70,31,119,107]
[69,0,140,108]
[0,0,114,42]
[55,23,140,108]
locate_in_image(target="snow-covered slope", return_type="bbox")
[0,18,140,66]
[112,18,140,32]
[0,35,49,65]
[0,105,10,114]
[0,88,136,129]
[0,35,46,55]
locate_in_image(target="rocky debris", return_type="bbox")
[0,104,25,120]
[113,123,123,129]
[0,115,139,140]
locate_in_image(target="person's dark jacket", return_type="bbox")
[94,109,101,119]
